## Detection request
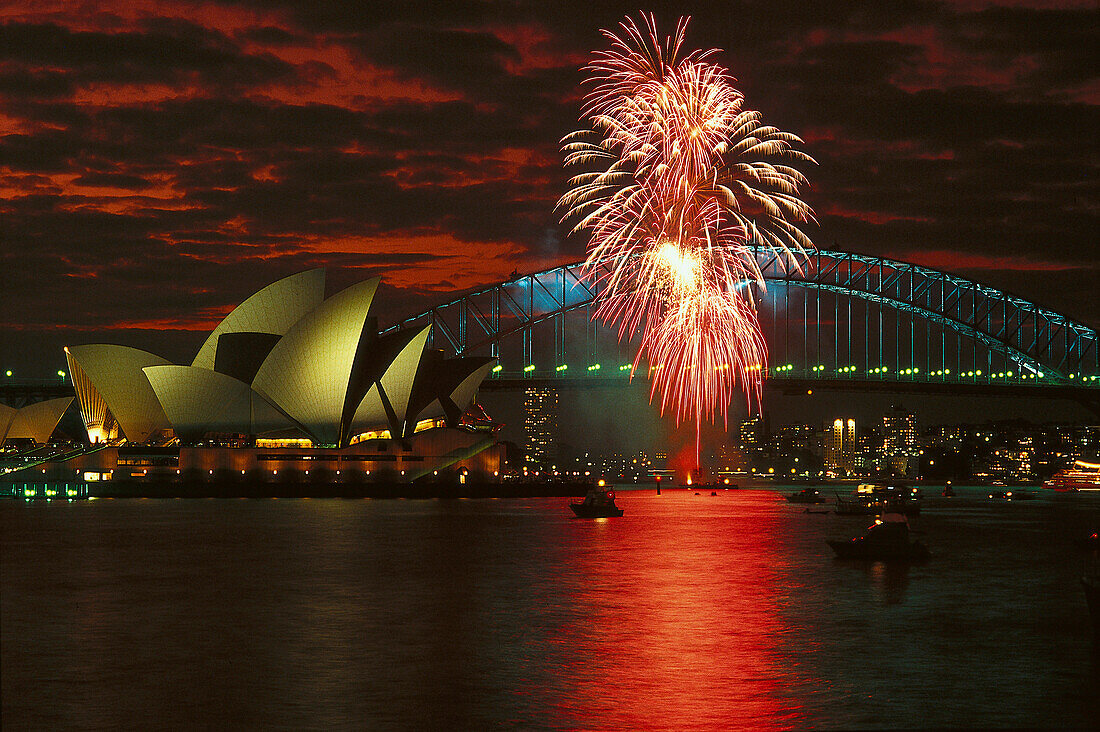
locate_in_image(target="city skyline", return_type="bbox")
[538,406,1099,483]
[2,1,1097,379]
[3,5,1098,722]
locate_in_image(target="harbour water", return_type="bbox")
[3,487,1099,729]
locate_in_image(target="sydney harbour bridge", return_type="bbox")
[383,246,1099,413]
[4,247,1099,414]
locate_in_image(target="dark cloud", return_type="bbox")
[0,0,1097,381]
[787,40,924,90]
[947,7,1099,91]
[352,25,521,94]
[70,172,152,189]
[0,20,299,92]
[236,25,309,47]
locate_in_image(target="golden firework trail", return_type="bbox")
[558,13,816,459]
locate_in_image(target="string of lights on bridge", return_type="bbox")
[1,365,1097,391]
[488,363,1099,383]
[1,363,1096,391]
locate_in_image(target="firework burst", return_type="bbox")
[559,12,815,448]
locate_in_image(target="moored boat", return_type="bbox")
[987,489,1036,500]
[827,513,930,561]
[787,487,826,504]
[1075,530,1100,551]
[834,481,921,516]
[570,485,624,518]
[1043,460,1100,492]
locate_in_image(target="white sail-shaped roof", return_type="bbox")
[349,383,388,435]
[6,397,74,444]
[348,326,431,437]
[380,326,431,434]
[251,277,380,446]
[144,366,298,440]
[192,268,325,370]
[0,404,16,444]
[64,345,171,443]
[65,348,115,442]
[447,360,497,416]
[416,398,445,423]
[403,355,496,431]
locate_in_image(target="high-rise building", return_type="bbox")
[825,417,857,473]
[775,424,818,454]
[523,386,558,466]
[883,404,918,475]
[738,415,767,454]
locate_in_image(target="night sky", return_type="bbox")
[1,0,1097,379]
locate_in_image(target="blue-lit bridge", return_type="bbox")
[3,247,1097,411]
[384,246,1099,409]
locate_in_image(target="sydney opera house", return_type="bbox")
[14,269,503,486]
[1,398,74,447]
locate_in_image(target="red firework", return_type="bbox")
[559,13,815,445]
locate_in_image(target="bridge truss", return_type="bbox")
[384,247,1099,394]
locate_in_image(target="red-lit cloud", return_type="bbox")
[0,0,1096,376]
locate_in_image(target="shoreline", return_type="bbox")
[4,479,593,500]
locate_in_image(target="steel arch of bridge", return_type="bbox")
[385,246,1099,388]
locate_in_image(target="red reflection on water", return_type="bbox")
[547,491,807,729]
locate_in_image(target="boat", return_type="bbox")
[827,513,930,561]
[570,486,624,518]
[786,487,826,504]
[986,489,1036,500]
[1075,530,1100,551]
[1043,460,1100,492]
[834,481,921,516]
[942,482,955,497]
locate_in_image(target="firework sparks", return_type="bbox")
[559,12,816,448]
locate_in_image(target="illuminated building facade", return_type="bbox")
[0,398,73,447]
[523,386,558,466]
[884,404,919,475]
[825,417,857,473]
[40,269,501,483]
[24,427,503,486]
[738,415,767,454]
